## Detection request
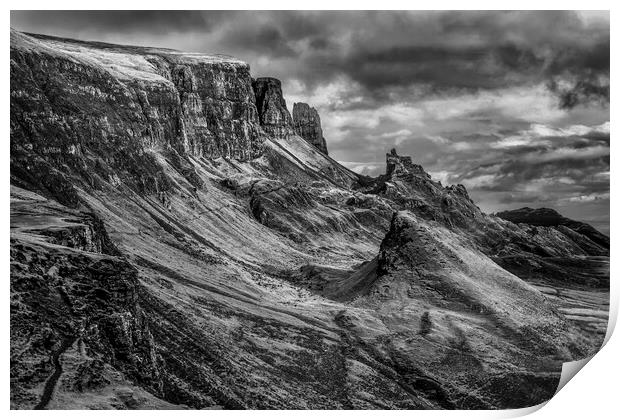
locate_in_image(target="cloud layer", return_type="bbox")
[11,10,610,232]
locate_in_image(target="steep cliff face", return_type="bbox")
[249,77,356,187]
[292,102,328,154]
[10,187,173,409]
[10,31,609,410]
[252,77,295,138]
[10,30,265,205]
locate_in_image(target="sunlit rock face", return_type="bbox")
[167,58,265,160]
[252,77,295,138]
[292,102,328,154]
[10,29,265,206]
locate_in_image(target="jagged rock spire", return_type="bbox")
[292,102,328,155]
[385,148,429,178]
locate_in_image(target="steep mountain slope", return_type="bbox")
[10,30,609,410]
[11,187,179,409]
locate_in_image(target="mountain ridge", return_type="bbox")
[496,207,609,249]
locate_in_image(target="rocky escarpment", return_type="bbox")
[354,148,483,230]
[492,207,609,289]
[14,30,265,161]
[292,102,328,154]
[252,81,330,155]
[252,77,295,138]
[385,148,428,177]
[10,187,172,409]
[10,30,610,410]
[355,149,609,263]
[10,30,266,207]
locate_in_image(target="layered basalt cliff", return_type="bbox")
[10,30,266,205]
[252,77,295,138]
[292,102,328,154]
[10,187,170,409]
[12,30,265,161]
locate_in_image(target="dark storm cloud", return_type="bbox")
[336,12,609,107]
[544,36,610,109]
[342,45,520,90]
[9,10,610,232]
[11,11,609,104]
[548,75,610,109]
[11,10,219,35]
[437,123,610,211]
[222,24,297,58]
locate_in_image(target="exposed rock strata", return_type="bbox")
[10,30,265,205]
[292,102,328,154]
[10,188,169,409]
[252,77,295,138]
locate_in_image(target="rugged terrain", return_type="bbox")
[10,30,609,410]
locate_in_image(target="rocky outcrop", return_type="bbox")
[356,149,610,293]
[356,149,482,228]
[252,77,295,138]
[292,102,328,154]
[10,188,164,409]
[385,148,429,178]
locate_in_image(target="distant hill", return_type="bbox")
[496,207,609,249]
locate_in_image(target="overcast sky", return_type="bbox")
[11,11,610,233]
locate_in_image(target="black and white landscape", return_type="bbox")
[10,11,609,410]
